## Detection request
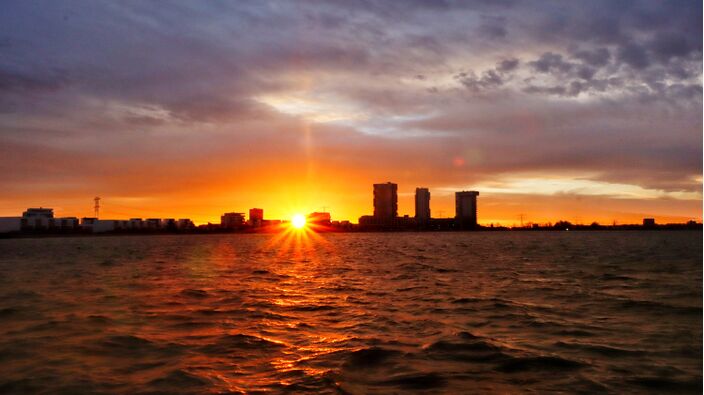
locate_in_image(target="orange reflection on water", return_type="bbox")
[101,222,350,392]
[260,222,350,388]
[265,220,334,258]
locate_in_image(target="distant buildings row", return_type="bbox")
[219,209,341,230]
[0,206,343,235]
[358,182,479,230]
[0,208,195,234]
[220,209,280,230]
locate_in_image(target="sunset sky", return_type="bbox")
[0,1,701,225]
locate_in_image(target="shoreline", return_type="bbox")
[1,225,701,240]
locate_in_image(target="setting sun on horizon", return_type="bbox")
[291,214,306,229]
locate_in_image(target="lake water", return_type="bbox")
[0,231,701,394]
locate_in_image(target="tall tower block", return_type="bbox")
[373,182,398,219]
[415,188,431,223]
[455,191,479,229]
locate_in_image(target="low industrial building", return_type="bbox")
[0,208,80,233]
[129,218,144,229]
[161,218,177,230]
[0,217,22,233]
[177,219,195,229]
[307,212,331,226]
[81,218,120,233]
[359,214,415,230]
[146,218,162,229]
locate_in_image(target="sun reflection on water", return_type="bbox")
[251,221,347,389]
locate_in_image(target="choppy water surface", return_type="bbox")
[0,231,701,394]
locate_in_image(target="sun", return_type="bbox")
[291,214,306,229]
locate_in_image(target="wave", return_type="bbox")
[421,332,510,364]
[85,314,112,325]
[627,376,703,393]
[343,347,401,370]
[101,334,153,349]
[167,321,214,330]
[290,304,336,312]
[555,341,647,357]
[377,372,447,390]
[424,339,501,353]
[96,335,184,359]
[554,329,596,337]
[617,299,701,315]
[198,333,285,355]
[0,307,20,318]
[495,355,586,373]
[148,369,210,389]
[179,289,209,298]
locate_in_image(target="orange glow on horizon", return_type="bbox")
[0,165,699,226]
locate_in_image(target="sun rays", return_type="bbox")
[263,217,335,259]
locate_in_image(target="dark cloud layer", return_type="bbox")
[0,0,700,219]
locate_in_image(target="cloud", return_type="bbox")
[529,52,574,74]
[648,32,699,62]
[465,176,701,201]
[572,47,611,67]
[497,58,520,72]
[455,70,504,93]
[617,41,651,70]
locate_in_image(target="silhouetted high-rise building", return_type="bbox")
[455,191,479,228]
[415,187,431,222]
[373,182,398,219]
[221,212,245,229]
[249,208,263,227]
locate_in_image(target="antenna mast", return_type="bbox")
[94,196,101,218]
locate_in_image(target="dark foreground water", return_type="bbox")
[0,231,701,394]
